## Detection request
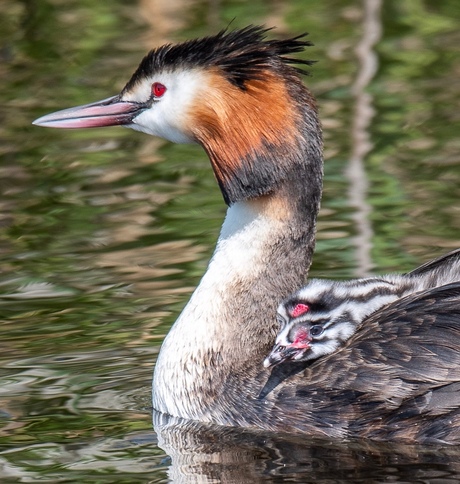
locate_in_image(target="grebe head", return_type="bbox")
[264,278,402,368]
[33,26,319,205]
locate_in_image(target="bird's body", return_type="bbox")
[34,26,460,444]
[265,248,460,368]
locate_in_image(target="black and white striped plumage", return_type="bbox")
[265,248,460,368]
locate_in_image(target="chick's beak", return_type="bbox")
[263,343,310,369]
[263,344,285,368]
[33,96,146,129]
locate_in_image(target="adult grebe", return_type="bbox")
[265,248,460,367]
[33,26,460,444]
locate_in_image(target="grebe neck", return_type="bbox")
[152,57,323,421]
[153,174,321,421]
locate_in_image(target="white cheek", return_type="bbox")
[310,340,340,358]
[123,70,205,144]
[129,110,195,143]
[275,326,292,346]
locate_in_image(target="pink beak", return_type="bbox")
[33,96,146,129]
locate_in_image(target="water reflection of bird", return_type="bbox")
[265,248,460,368]
[34,26,460,444]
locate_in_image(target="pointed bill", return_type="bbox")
[33,96,146,129]
[263,344,310,368]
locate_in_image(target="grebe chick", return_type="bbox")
[265,248,460,368]
[33,27,460,444]
[265,277,403,368]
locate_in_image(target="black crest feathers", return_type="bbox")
[123,25,315,92]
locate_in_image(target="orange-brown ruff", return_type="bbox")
[33,26,460,444]
[192,71,302,186]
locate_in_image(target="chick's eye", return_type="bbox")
[152,82,166,98]
[310,325,323,337]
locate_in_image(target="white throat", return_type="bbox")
[152,200,285,420]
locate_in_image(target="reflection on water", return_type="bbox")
[1,0,460,481]
[154,413,460,483]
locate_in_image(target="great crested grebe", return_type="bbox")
[34,26,460,444]
[265,248,460,368]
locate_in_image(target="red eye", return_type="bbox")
[290,303,309,318]
[152,82,166,98]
